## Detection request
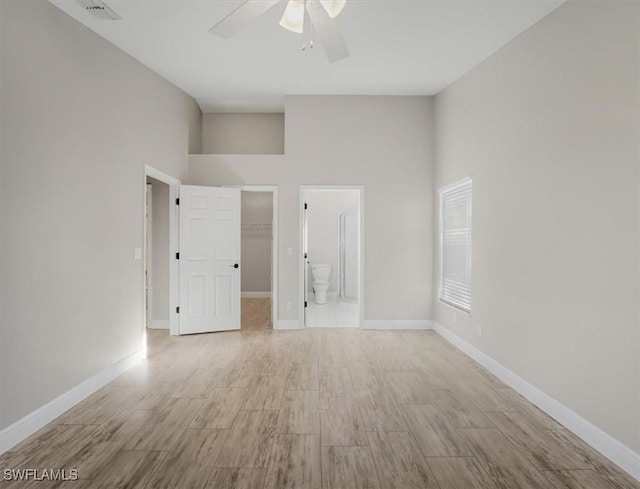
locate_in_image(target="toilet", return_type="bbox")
[311,264,331,304]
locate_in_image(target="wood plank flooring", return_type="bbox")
[0,328,637,489]
[241,298,272,331]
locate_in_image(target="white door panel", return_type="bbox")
[179,185,241,334]
[303,202,308,324]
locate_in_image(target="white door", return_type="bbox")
[303,201,309,325]
[179,185,241,334]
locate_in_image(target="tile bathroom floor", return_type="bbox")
[305,293,359,327]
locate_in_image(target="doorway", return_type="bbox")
[300,186,364,328]
[240,190,273,330]
[238,186,278,331]
[145,177,170,330]
[143,166,180,339]
[143,176,279,336]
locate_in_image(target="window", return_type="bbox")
[439,178,472,314]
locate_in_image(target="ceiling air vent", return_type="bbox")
[74,0,122,20]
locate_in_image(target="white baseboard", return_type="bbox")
[241,291,271,299]
[276,320,302,330]
[306,323,359,329]
[431,321,640,482]
[363,319,433,330]
[148,319,169,329]
[0,349,144,455]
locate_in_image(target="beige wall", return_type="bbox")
[0,0,201,431]
[189,96,434,323]
[202,113,285,154]
[0,0,5,436]
[434,1,640,453]
[241,191,273,293]
[148,178,170,323]
[306,190,359,293]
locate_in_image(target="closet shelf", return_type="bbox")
[241,223,272,228]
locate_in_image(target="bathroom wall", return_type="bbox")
[241,191,273,294]
[202,113,285,154]
[305,190,359,294]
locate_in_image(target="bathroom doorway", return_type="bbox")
[300,186,364,328]
[238,186,278,330]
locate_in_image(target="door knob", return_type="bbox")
[231,263,239,269]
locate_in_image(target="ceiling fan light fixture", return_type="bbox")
[279,0,305,34]
[318,0,346,18]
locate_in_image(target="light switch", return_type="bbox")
[287,247,293,256]
[134,247,142,260]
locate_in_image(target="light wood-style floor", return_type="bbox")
[1,328,637,489]
[241,298,272,331]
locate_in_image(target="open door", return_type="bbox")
[303,201,309,325]
[179,185,241,335]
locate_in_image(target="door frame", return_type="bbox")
[144,165,181,338]
[299,185,365,328]
[224,185,279,328]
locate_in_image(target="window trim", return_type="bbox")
[438,177,472,316]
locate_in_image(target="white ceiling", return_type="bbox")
[50,0,564,112]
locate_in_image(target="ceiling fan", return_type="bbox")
[209,0,349,63]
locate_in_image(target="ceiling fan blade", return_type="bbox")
[210,0,282,39]
[306,0,349,63]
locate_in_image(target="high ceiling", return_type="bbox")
[50,0,564,112]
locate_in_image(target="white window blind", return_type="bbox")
[439,178,472,314]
